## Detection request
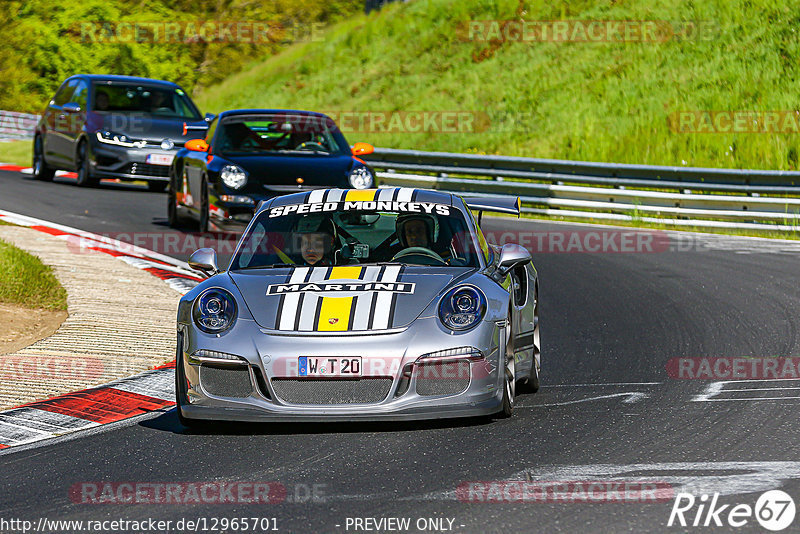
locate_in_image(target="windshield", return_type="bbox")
[91,84,201,119]
[215,114,347,156]
[232,200,480,269]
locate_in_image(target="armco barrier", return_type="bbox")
[365,148,800,230]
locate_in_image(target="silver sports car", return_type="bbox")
[175,187,539,425]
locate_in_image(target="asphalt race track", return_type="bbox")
[2,169,800,533]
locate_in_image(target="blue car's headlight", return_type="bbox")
[438,285,486,331]
[192,288,237,334]
[348,166,374,189]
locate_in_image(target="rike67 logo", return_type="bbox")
[668,490,796,531]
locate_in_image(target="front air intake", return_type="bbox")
[199,366,254,398]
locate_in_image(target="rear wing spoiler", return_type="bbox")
[463,196,521,217]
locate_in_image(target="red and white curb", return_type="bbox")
[0,363,176,449]
[0,210,205,450]
[0,162,77,179]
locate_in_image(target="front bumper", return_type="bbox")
[178,317,505,422]
[90,138,179,182]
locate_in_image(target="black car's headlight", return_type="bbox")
[348,166,374,189]
[192,288,237,334]
[96,131,146,148]
[221,165,248,189]
[438,285,487,331]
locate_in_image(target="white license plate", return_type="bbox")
[299,356,362,377]
[146,154,174,166]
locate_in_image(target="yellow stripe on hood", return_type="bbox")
[316,266,363,331]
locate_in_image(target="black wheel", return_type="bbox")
[519,284,541,394]
[74,140,98,187]
[167,170,184,228]
[495,314,516,418]
[148,181,168,193]
[31,135,55,181]
[198,176,210,232]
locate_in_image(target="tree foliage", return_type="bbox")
[0,0,361,112]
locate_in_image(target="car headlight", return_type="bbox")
[192,288,237,334]
[438,286,487,331]
[96,131,146,148]
[221,165,248,189]
[348,166,374,189]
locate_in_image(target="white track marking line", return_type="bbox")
[517,392,650,408]
[692,379,800,402]
[541,382,662,388]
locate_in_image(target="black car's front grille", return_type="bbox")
[126,162,170,178]
[271,378,392,405]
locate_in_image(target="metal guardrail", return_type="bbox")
[0,110,38,141]
[366,148,800,230]
[2,109,798,230]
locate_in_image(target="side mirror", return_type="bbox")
[497,243,531,275]
[62,102,81,113]
[351,142,374,157]
[185,138,210,152]
[204,112,216,123]
[188,248,219,275]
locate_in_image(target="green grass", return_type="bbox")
[0,140,32,167]
[195,0,800,171]
[0,237,67,310]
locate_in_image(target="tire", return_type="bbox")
[167,170,184,229]
[495,315,516,418]
[74,140,98,187]
[198,176,210,232]
[31,135,55,182]
[148,181,168,193]
[518,284,541,394]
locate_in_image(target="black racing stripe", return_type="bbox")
[292,268,315,331]
[301,192,312,203]
[391,188,400,201]
[347,296,358,329]
[312,296,324,331]
[366,265,386,330]
[322,189,330,202]
[410,189,418,202]
[309,267,333,331]
[273,268,295,329]
[386,265,405,328]
[293,294,305,331]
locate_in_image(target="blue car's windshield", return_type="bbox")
[215,114,348,156]
[232,200,480,269]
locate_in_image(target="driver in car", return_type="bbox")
[395,213,455,264]
[296,216,337,266]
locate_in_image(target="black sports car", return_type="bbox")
[32,74,212,190]
[168,109,376,232]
